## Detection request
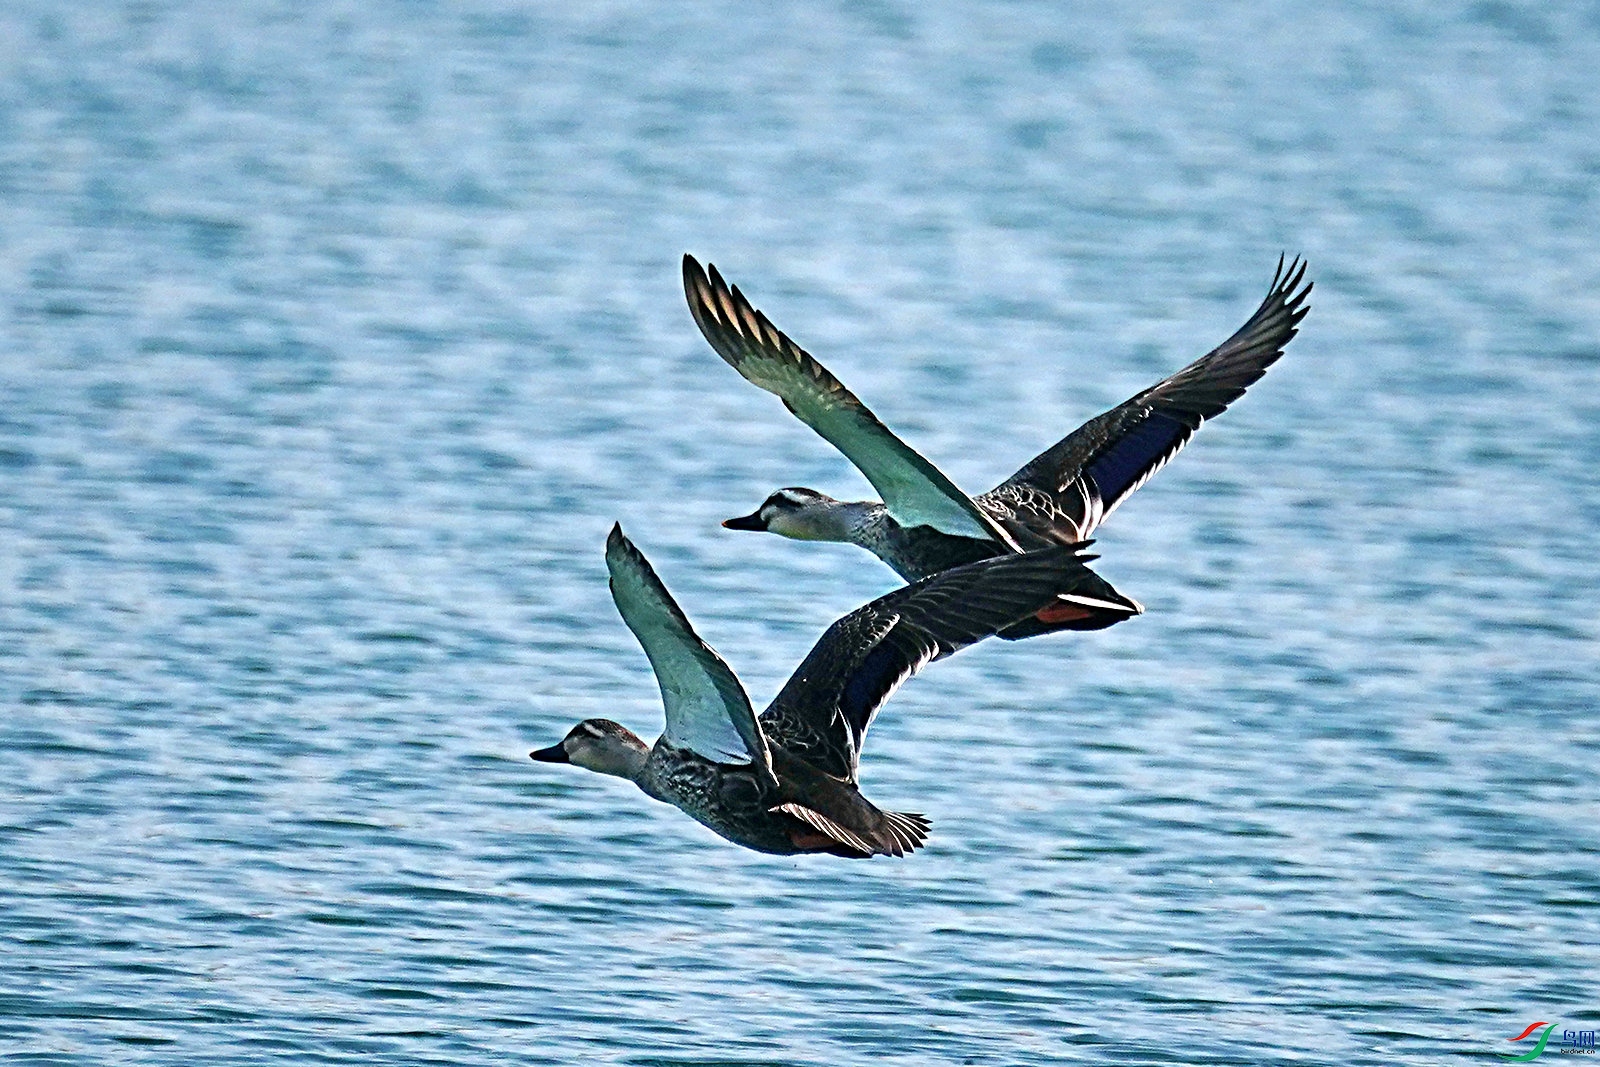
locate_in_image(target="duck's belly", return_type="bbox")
[681,803,807,856]
[644,745,804,856]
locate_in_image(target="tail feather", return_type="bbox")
[879,810,932,856]
[774,802,932,858]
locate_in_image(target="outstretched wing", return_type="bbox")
[760,544,1104,781]
[979,257,1311,544]
[684,255,1019,550]
[605,525,776,789]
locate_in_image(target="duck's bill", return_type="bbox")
[721,511,765,531]
[529,743,570,763]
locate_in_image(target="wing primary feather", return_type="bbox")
[763,542,1104,780]
[684,255,1021,549]
[981,257,1311,541]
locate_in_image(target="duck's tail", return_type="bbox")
[997,568,1143,639]
[773,803,931,859]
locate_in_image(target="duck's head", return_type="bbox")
[722,488,853,541]
[530,718,650,781]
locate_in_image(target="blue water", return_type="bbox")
[3,3,1597,1064]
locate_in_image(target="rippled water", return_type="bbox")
[3,3,1598,1064]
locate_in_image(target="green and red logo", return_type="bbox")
[1505,1022,1596,1060]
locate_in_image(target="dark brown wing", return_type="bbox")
[979,257,1311,544]
[758,543,1105,781]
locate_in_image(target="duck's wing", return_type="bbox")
[684,255,1019,550]
[978,257,1311,545]
[605,525,777,791]
[760,543,1103,781]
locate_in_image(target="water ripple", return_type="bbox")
[2,2,1597,1065]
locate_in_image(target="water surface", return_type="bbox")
[2,3,1597,1064]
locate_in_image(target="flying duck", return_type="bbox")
[531,525,1112,857]
[686,254,1310,639]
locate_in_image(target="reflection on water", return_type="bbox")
[2,3,1596,1064]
